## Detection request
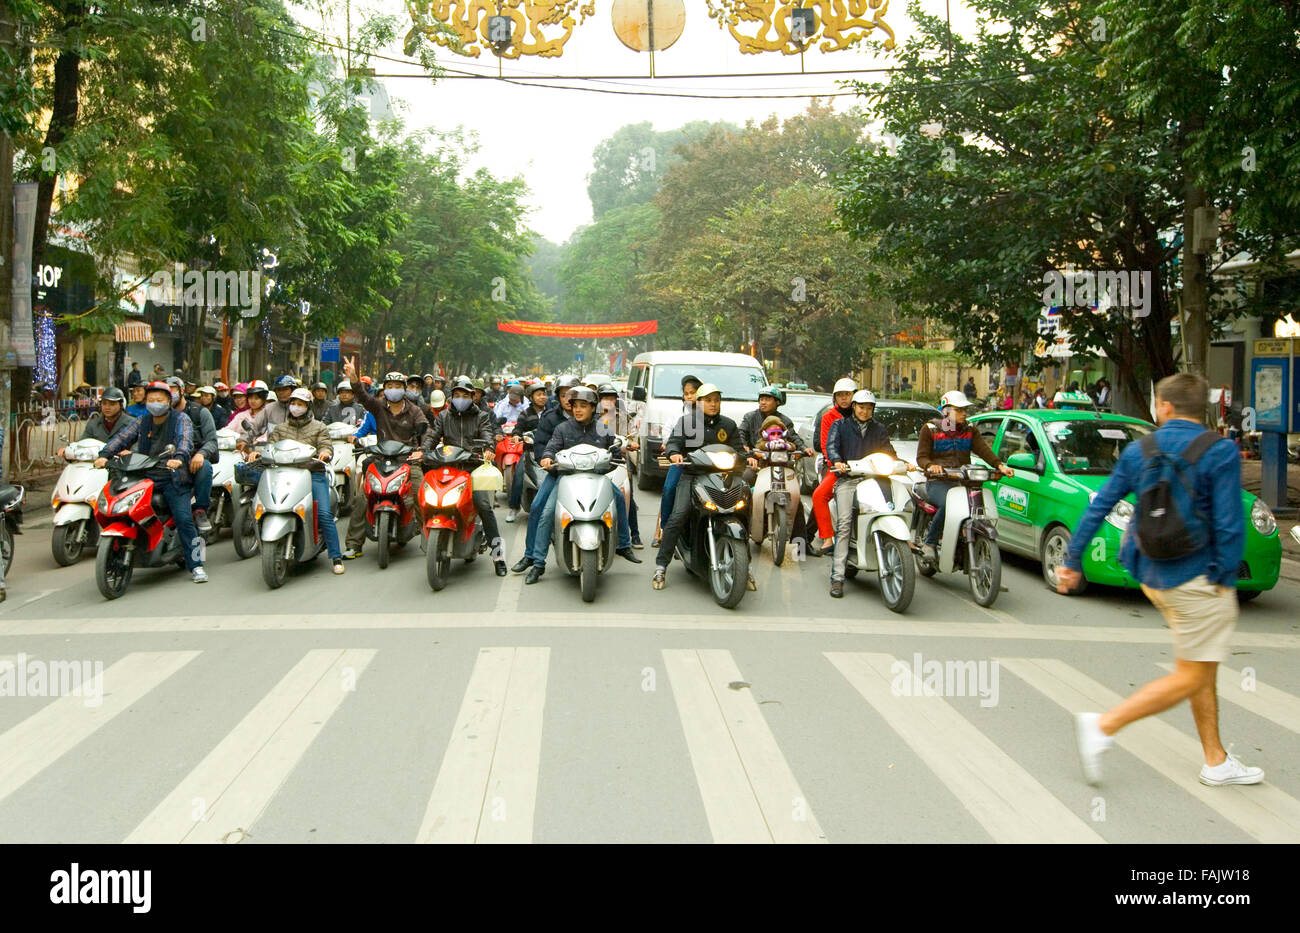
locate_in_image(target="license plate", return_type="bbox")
[768,452,789,463]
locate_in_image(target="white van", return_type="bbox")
[625,351,768,489]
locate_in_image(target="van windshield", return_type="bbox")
[652,364,766,401]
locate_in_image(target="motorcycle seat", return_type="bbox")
[0,484,21,509]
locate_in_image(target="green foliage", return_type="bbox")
[586,120,720,220]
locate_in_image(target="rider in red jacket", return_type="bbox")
[808,378,858,555]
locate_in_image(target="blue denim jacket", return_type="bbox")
[1064,418,1244,589]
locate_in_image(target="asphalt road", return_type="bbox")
[1,492,1298,843]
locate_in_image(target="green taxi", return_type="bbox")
[968,409,1282,599]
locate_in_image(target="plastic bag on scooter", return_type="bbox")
[471,462,503,492]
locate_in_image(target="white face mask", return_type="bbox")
[384,387,406,403]
[289,403,309,418]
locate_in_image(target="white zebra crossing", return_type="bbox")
[125,648,375,844]
[1157,662,1300,734]
[826,651,1104,843]
[416,647,550,843]
[663,648,825,843]
[1000,657,1300,844]
[0,651,199,807]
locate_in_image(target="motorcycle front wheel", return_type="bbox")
[261,535,289,589]
[377,512,392,569]
[52,521,87,566]
[95,537,133,600]
[426,528,451,591]
[579,546,599,603]
[877,534,915,613]
[968,534,1002,607]
[709,533,749,609]
[232,495,260,559]
[771,507,788,567]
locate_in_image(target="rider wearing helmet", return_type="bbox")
[825,390,899,598]
[61,387,135,456]
[739,385,813,484]
[324,380,365,427]
[502,381,553,523]
[126,382,149,419]
[485,376,504,407]
[309,381,330,420]
[512,375,582,574]
[238,376,293,451]
[520,386,641,584]
[167,376,219,535]
[423,377,507,576]
[340,360,430,558]
[273,374,299,406]
[808,377,858,556]
[916,390,1014,560]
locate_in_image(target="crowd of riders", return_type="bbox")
[30,364,998,600]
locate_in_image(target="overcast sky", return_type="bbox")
[310,1,979,244]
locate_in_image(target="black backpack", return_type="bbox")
[1133,431,1220,560]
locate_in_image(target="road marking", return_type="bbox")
[0,651,199,807]
[416,646,549,843]
[6,611,1299,647]
[1157,662,1300,734]
[664,648,825,843]
[15,589,61,608]
[125,648,375,843]
[1000,657,1300,844]
[826,651,1103,844]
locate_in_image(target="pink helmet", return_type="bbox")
[232,382,249,396]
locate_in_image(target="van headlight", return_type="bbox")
[1251,498,1276,535]
[1105,498,1134,530]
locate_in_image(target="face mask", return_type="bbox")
[384,387,405,402]
[289,403,308,418]
[406,389,421,403]
[170,391,180,404]
[451,397,472,412]
[146,400,170,416]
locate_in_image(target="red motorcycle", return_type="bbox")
[359,438,422,568]
[94,446,189,599]
[495,422,524,506]
[420,444,487,591]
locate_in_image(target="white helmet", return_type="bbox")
[852,389,877,405]
[940,390,972,409]
[833,377,858,395]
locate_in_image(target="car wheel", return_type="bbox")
[1041,525,1087,594]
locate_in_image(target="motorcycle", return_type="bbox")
[93,446,191,599]
[495,422,524,507]
[50,437,107,565]
[253,438,337,589]
[658,444,751,609]
[1,483,25,595]
[828,452,917,613]
[358,437,422,568]
[747,443,804,566]
[551,443,620,602]
[909,463,1006,607]
[519,431,541,514]
[230,445,265,560]
[207,428,240,535]
[419,444,487,591]
[325,421,358,518]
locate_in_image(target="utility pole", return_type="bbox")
[0,10,20,476]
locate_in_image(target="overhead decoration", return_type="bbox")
[406,1,596,59]
[705,1,896,54]
[498,320,658,337]
[611,0,686,52]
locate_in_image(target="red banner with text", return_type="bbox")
[497,319,657,337]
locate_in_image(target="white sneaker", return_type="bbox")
[1200,753,1264,786]
[506,508,519,523]
[192,567,209,584]
[1074,712,1114,785]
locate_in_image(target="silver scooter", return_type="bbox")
[253,438,337,589]
[50,436,106,565]
[829,452,918,613]
[550,443,620,602]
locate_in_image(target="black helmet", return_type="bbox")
[450,376,475,393]
[758,385,786,406]
[310,381,327,391]
[568,386,598,407]
[555,373,581,392]
[681,373,702,390]
[101,387,127,404]
[597,383,618,397]
[507,383,524,397]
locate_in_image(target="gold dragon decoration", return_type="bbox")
[705,0,896,54]
[406,1,596,59]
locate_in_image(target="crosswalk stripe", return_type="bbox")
[1000,657,1300,844]
[417,647,550,843]
[0,651,199,807]
[125,648,375,844]
[1157,662,1300,734]
[664,648,825,843]
[827,652,1103,843]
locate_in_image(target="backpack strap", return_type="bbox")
[1138,433,1160,460]
[1180,429,1221,466]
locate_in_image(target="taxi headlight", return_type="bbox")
[1251,498,1276,536]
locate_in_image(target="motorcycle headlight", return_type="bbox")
[1251,498,1276,536]
[368,474,383,493]
[570,452,597,472]
[385,473,406,494]
[1105,498,1134,530]
[96,491,108,514]
[694,485,717,510]
[707,451,736,471]
[112,489,145,515]
[441,483,465,507]
[965,467,990,482]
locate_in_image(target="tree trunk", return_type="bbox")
[31,3,87,272]
[1179,113,1211,377]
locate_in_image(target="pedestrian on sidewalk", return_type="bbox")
[1057,372,1262,788]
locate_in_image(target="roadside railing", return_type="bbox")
[4,402,91,482]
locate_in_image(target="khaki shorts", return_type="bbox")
[1141,574,1238,662]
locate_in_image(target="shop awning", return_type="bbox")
[114,322,153,342]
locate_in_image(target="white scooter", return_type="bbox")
[551,443,621,602]
[325,421,358,518]
[253,439,337,589]
[748,444,804,566]
[208,428,240,535]
[829,452,918,613]
[909,464,1005,607]
[50,437,107,565]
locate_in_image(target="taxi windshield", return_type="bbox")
[1044,419,1152,473]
